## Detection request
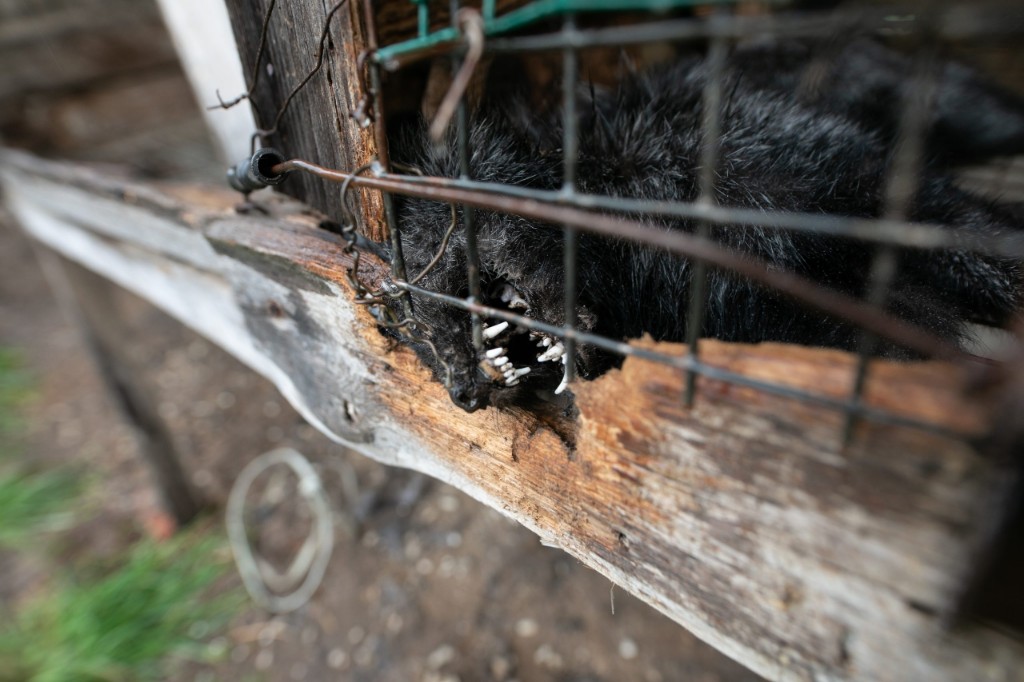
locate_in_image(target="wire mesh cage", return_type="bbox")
[228,0,1024,449]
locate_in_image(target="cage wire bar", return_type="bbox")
[276,158,967,356]
[374,1,1024,67]
[362,0,415,321]
[684,10,728,407]
[844,26,942,442]
[561,12,579,394]
[266,0,1024,441]
[451,1,485,354]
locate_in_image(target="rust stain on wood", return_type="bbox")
[7,149,1022,682]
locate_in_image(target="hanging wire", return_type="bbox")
[210,0,277,114]
[226,448,335,613]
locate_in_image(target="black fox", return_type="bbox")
[382,39,1024,412]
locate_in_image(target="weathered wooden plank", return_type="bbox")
[155,0,257,163]
[0,0,219,179]
[2,149,1022,682]
[223,0,386,240]
[0,1,177,100]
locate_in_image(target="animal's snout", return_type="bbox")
[448,378,490,413]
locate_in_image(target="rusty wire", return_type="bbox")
[210,0,277,114]
[429,8,486,142]
[254,0,353,150]
[271,158,968,363]
[408,205,459,286]
[233,0,1024,437]
[212,0,352,152]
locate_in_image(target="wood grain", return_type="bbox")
[3,149,1021,682]
[223,0,386,241]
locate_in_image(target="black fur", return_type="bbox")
[383,41,1024,412]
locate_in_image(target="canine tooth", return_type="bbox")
[491,356,509,366]
[483,321,508,339]
[538,343,564,362]
[554,376,569,394]
[485,347,505,359]
[510,367,531,379]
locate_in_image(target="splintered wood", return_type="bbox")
[3,149,1021,682]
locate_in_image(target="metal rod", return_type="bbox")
[330,171,1024,260]
[272,159,968,361]
[394,281,972,440]
[451,0,484,351]
[361,0,412,317]
[561,13,579,395]
[377,4,1024,69]
[685,15,728,407]
[843,31,941,445]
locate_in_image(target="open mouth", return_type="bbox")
[475,283,569,394]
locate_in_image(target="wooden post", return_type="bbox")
[32,248,203,527]
[222,0,387,241]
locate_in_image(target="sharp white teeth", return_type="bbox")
[508,367,531,379]
[491,356,509,367]
[505,378,520,386]
[500,362,513,372]
[540,337,552,347]
[485,347,505,359]
[554,376,569,394]
[537,343,564,362]
[483,321,509,339]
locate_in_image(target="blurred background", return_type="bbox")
[0,0,760,679]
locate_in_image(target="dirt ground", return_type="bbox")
[0,208,762,682]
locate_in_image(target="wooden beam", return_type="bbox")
[2,149,1021,682]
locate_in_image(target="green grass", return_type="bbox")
[0,530,242,682]
[0,468,82,547]
[0,347,244,681]
[0,347,35,456]
[0,347,84,548]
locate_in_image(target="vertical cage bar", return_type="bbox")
[842,29,939,444]
[560,13,580,394]
[415,0,429,38]
[452,0,484,352]
[684,15,729,407]
[363,0,413,318]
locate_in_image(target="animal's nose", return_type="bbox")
[448,382,487,413]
